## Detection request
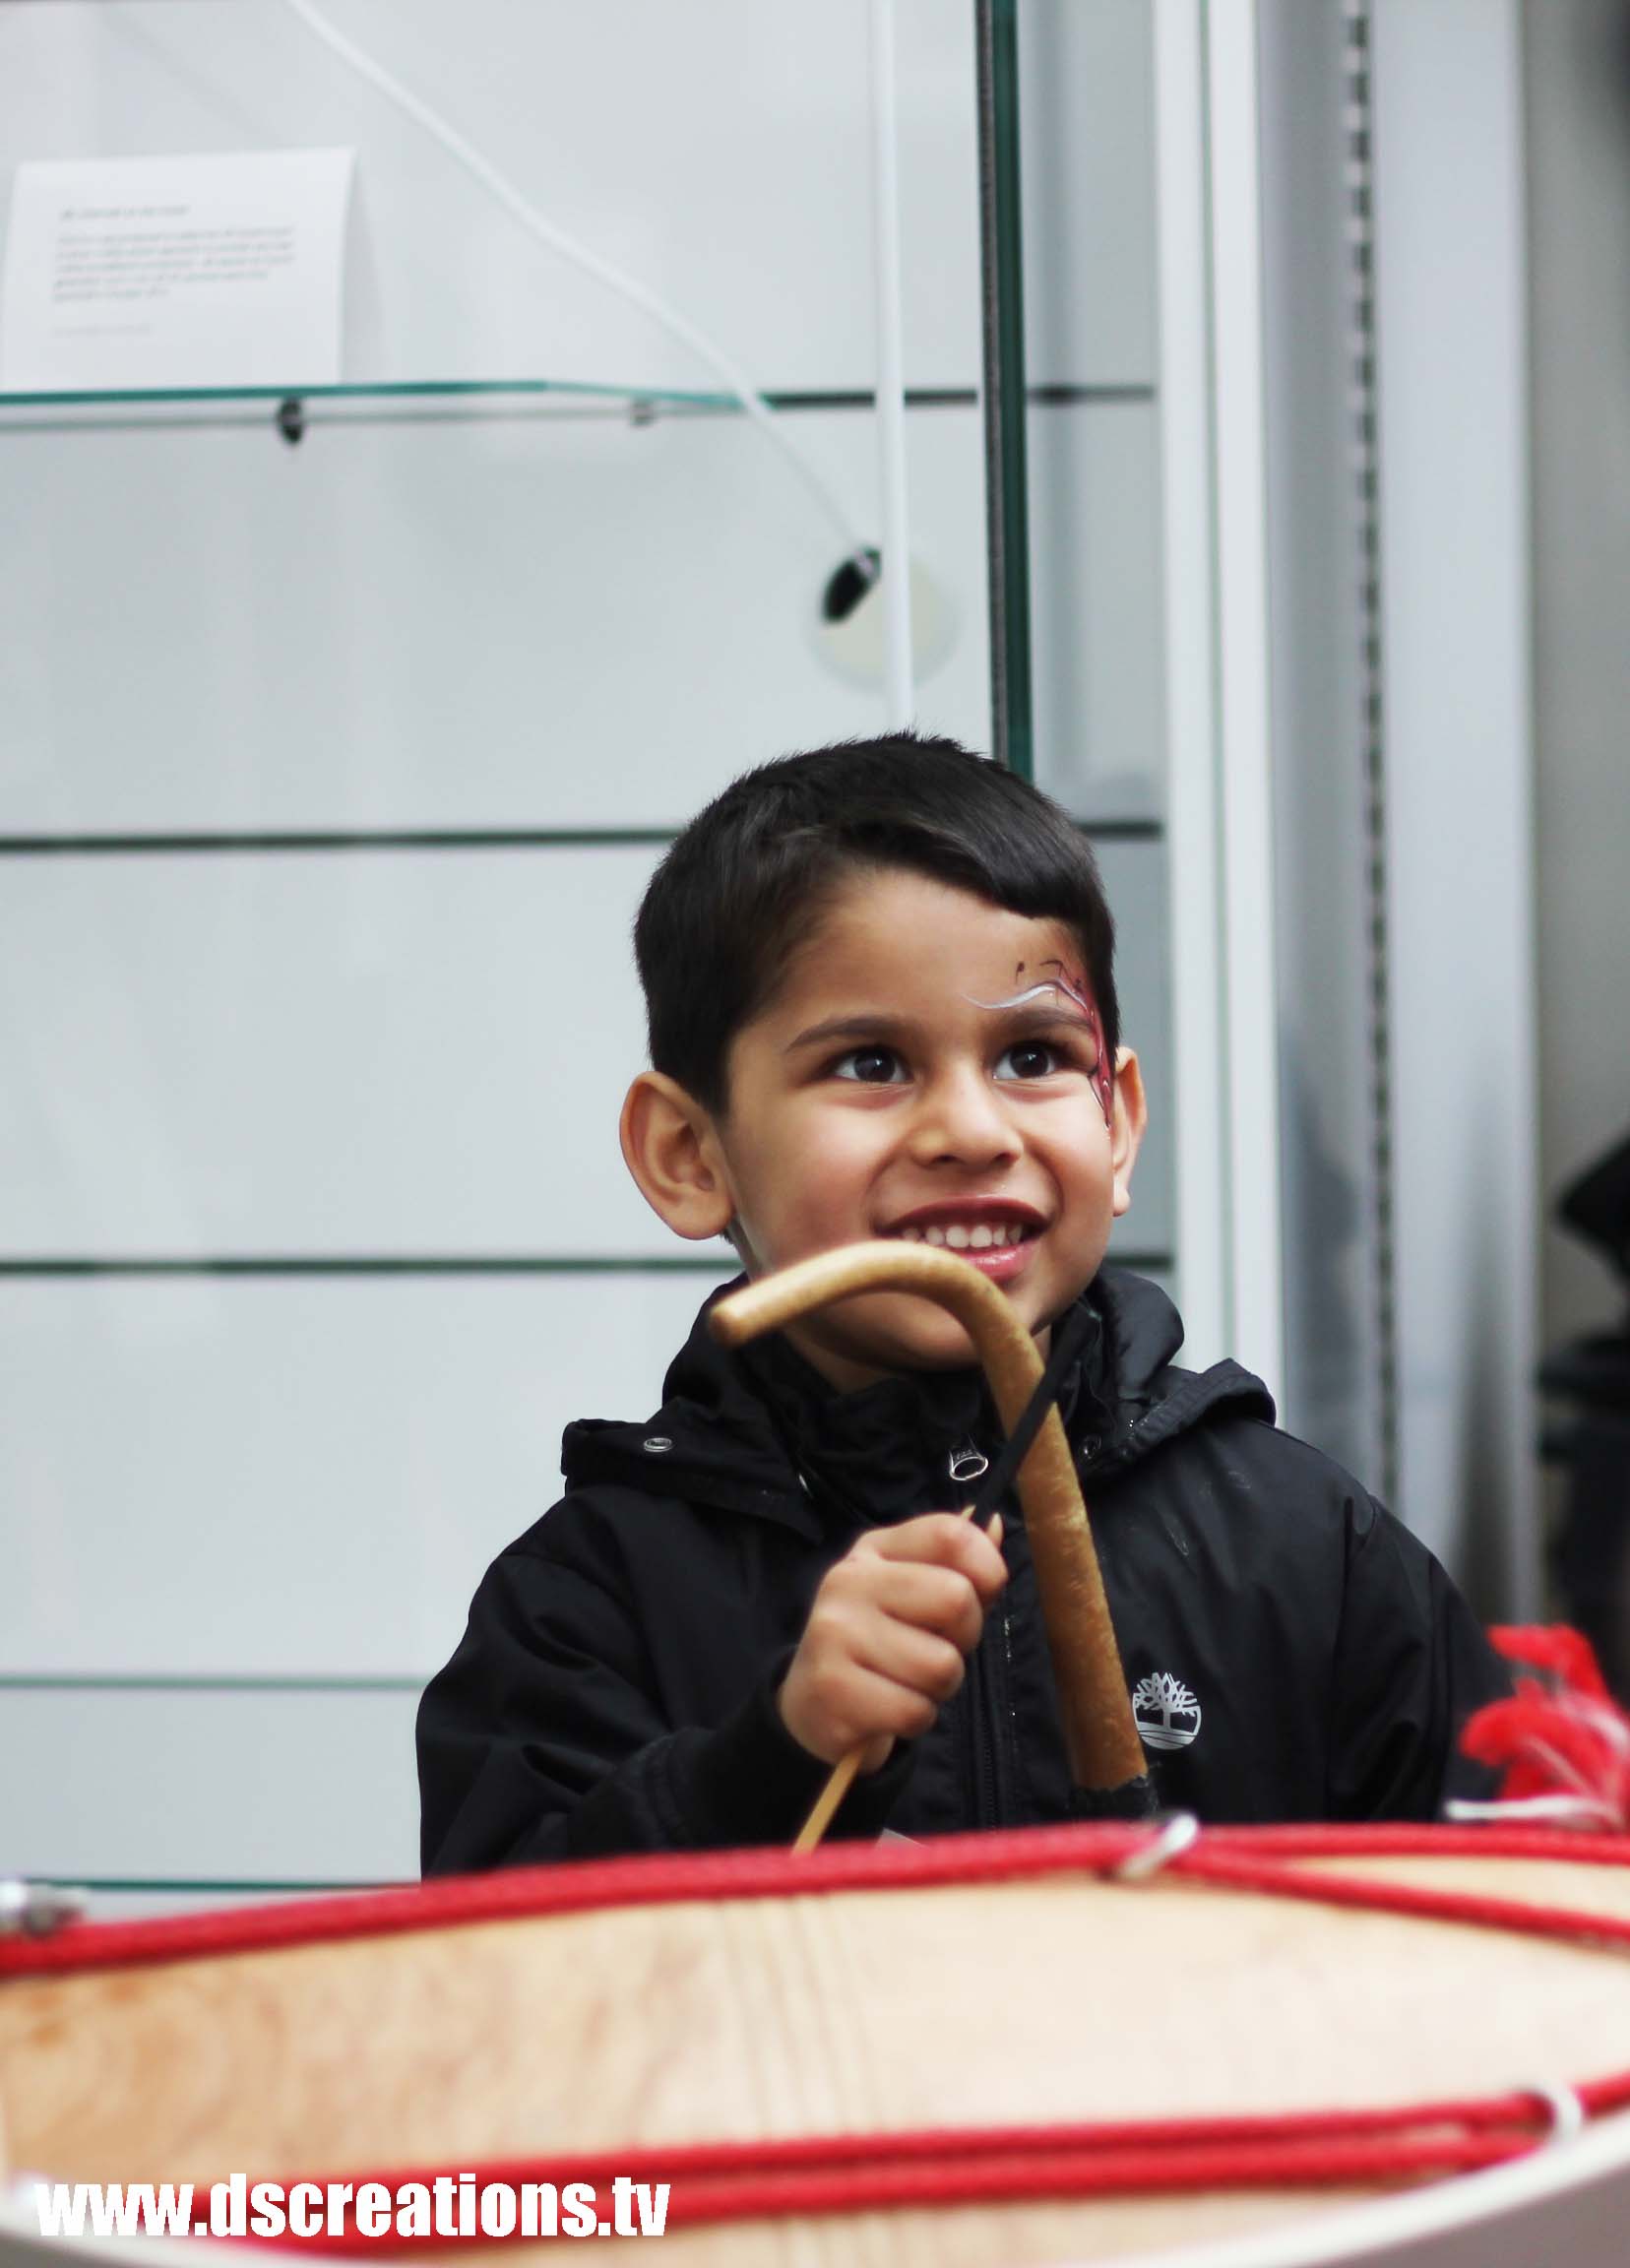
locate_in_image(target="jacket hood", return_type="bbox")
[1095,1269,1276,1469]
[560,1266,1275,1534]
[561,1276,813,1528]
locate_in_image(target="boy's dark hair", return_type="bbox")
[634,731,1119,1113]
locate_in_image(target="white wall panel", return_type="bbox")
[0,1271,728,1680]
[1100,841,1173,1260]
[0,1685,418,1883]
[0,409,991,837]
[0,399,1164,838]
[1373,0,1537,1613]
[0,846,663,1257]
[0,2,1154,397]
[1030,402,1165,820]
[0,838,1171,1260]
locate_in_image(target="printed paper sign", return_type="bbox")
[0,149,353,392]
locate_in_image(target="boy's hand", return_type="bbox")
[778,1512,1008,1771]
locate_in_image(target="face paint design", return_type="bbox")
[964,958,1114,1127]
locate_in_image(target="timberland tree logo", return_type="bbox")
[1132,1671,1202,1752]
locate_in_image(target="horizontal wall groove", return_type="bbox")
[0,817,1164,855]
[0,1255,740,1278]
[0,1674,421,1694]
[39,1880,384,1896]
[0,829,678,855]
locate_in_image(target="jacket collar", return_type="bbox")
[560,1267,1275,1536]
[1090,1269,1276,1474]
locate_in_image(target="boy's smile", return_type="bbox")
[703,868,1145,1390]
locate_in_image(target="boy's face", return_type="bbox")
[709,867,1144,1389]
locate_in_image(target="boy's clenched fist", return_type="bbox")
[778,1512,1008,1770]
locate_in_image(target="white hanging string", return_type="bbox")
[279,0,870,562]
[867,0,914,723]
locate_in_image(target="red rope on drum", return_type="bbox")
[629,2133,1523,2234]
[9,1819,1630,1980]
[232,2089,1614,2248]
[1174,1842,1630,1953]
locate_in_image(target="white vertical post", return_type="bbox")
[1205,0,1285,1404]
[1154,0,1285,1396]
[869,0,914,726]
[1154,0,1229,1375]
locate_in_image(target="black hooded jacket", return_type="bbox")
[417,1271,1508,1874]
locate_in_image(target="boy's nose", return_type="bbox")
[906,1066,1022,1167]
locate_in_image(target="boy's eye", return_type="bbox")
[995,1040,1064,1081]
[831,1045,907,1085]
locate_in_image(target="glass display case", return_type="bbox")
[0,0,1253,1902]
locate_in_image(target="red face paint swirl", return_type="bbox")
[967,959,1114,1128]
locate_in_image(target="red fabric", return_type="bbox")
[1488,1623,1613,1698]
[1461,1623,1630,1826]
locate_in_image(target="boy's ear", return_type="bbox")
[619,1071,736,1242]
[1109,1047,1148,1220]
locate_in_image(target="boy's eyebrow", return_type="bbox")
[784,999,1099,1054]
[784,1012,925,1054]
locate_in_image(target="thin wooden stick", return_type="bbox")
[791,1751,865,1856]
[711,1242,1146,1851]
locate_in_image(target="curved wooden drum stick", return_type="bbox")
[711,1241,1147,1852]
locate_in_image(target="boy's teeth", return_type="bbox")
[892,1219,1033,1248]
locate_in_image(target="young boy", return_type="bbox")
[417,734,1506,1872]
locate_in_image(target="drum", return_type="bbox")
[5,1817,1630,2266]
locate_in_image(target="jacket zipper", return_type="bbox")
[950,1439,1002,1827]
[965,1632,998,1826]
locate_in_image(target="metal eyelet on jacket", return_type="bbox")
[643,1436,673,1455]
[948,1443,990,1484]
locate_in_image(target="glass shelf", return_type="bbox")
[0,376,741,433]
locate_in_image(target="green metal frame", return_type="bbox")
[974,0,1034,780]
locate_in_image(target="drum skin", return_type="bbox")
[5,1824,1630,2266]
